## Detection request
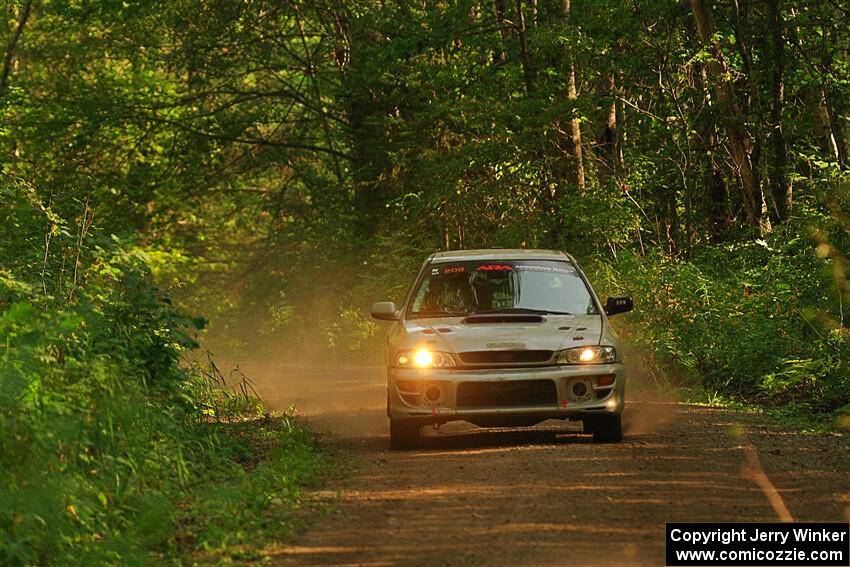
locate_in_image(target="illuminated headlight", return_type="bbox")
[557,346,616,364]
[395,349,456,368]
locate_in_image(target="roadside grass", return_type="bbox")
[173,413,332,565]
[682,388,843,434]
[0,256,336,566]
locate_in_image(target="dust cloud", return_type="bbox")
[210,356,390,438]
[204,316,683,441]
[617,323,682,437]
[208,343,681,442]
[199,283,393,437]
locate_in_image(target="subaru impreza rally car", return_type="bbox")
[371,249,633,449]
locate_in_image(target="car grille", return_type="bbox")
[458,350,553,365]
[456,380,557,408]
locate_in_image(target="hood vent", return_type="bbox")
[462,314,544,324]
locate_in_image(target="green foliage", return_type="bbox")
[592,207,850,415]
[2,3,850,563]
[175,417,326,562]
[0,260,178,563]
[0,219,322,564]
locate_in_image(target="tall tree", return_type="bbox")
[768,0,791,221]
[558,0,585,195]
[0,0,32,96]
[595,72,622,182]
[516,0,536,93]
[689,0,761,230]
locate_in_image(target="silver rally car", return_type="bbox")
[371,249,633,449]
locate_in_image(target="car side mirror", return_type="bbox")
[605,296,633,316]
[371,301,400,321]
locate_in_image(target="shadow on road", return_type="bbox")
[244,366,850,566]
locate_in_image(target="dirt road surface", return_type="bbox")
[236,364,850,566]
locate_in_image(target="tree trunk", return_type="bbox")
[337,12,393,237]
[693,62,731,240]
[689,0,760,231]
[822,88,847,169]
[768,0,791,221]
[0,0,34,96]
[294,5,344,184]
[596,72,622,182]
[730,0,770,234]
[494,0,510,64]
[516,0,535,94]
[561,0,585,195]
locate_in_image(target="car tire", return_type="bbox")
[389,419,420,450]
[591,414,623,443]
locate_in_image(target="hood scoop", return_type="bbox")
[462,314,545,324]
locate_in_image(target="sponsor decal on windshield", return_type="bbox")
[442,266,465,274]
[476,264,513,271]
[515,265,573,274]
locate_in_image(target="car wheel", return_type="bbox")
[591,414,623,443]
[389,419,420,450]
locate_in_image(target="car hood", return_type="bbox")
[395,314,603,353]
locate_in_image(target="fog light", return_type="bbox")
[567,378,593,403]
[425,386,441,402]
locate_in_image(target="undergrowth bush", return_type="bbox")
[592,211,850,416]
[0,245,320,565]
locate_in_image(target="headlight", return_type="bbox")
[557,346,616,364]
[395,348,456,368]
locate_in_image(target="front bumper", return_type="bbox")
[387,363,625,426]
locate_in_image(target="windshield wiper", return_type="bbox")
[473,308,571,315]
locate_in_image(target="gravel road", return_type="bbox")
[240,365,850,566]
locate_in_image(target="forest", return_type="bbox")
[1,0,849,563]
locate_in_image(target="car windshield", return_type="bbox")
[407,260,597,318]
